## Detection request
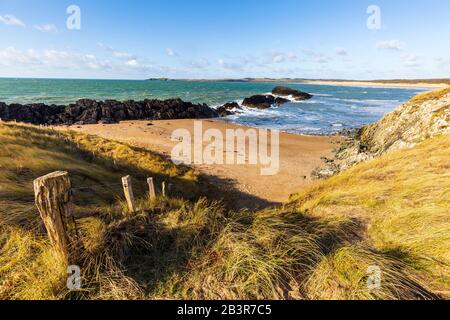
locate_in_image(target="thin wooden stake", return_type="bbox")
[122,175,137,213]
[34,171,73,264]
[162,181,167,197]
[147,177,156,199]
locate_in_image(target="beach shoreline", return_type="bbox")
[297,80,448,89]
[61,119,341,208]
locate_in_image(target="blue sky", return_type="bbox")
[0,0,449,79]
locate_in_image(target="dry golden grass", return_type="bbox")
[290,134,450,298]
[0,122,448,300]
[410,86,450,104]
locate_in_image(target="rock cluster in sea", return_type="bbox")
[0,98,218,125]
[272,86,313,101]
[220,86,314,111]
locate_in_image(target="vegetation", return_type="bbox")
[0,122,448,300]
[410,86,450,104]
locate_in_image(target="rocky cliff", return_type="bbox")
[313,86,450,178]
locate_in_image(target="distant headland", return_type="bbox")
[146,77,450,88]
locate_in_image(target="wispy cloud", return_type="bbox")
[34,24,58,33]
[271,52,297,64]
[218,58,246,71]
[0,14,25,27]
[113,51,135,59]
[335,48,348,56]
[0,47,112,71]
[301,49,332,64]
[98,42,136,60]
[166,48,178,57]
[0,47,41,65]
[402,54,421,67]
[34,23,58,32]
[376,40,405,51]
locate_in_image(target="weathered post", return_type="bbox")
[34,171,73,264]
[162,181,167,197]
[122,175,137,213]
[147,177,156,199]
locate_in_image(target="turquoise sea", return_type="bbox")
[0,78,426,135]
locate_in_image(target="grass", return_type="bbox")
[0,122,448,300]
[410,86,450,104]
[290,134,450,298]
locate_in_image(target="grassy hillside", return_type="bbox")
[0,122,448,300]
[290,134,450,299]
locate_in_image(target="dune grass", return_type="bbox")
[410,86,450,104]
[0,122,448,300]
[290,134,450,298]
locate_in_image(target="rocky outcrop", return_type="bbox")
[216,102,241,117]
[360,88,450,155]
[0,98,219,125]
[275,97,290,105]
[272,86,313,101]
[312,86,450,179]
[242,95,276,109]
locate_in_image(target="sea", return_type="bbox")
[0,78,426,135]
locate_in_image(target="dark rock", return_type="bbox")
[242,95,275,109]
[222,102,241,110]
[274,97,290,105]
[0,98,218,126]
[216,102,241,117]
[272,86,313,101]
[216,107,233,117]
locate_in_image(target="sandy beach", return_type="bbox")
[298,80,448,89]
[63,120,340,209]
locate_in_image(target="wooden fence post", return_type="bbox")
[162,181,167,197]
[122,175,137,213]
[147,177,156,199]
[34,171,73,264]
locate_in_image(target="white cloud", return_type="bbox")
[0,47,113,71]
[0,14,25,27]
[336,48,348,56]
[34,24,58,33]
[166,48,178,57]
[218,58,247,71]
[402,54,421,67]
[125,59,139,67]
[301,49,331,64]
[376,40,405,51]
[0,47,41,65]
[113,51,134,59]
[98,43,136,60]
[183,58,210,70]
[271,52,297,64]
[434,57,449,67]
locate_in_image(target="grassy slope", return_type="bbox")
[0,123,200,299]
[0,122,448,300]
[290,134,450,298]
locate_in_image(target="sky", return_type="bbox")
[0,0,449,80]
